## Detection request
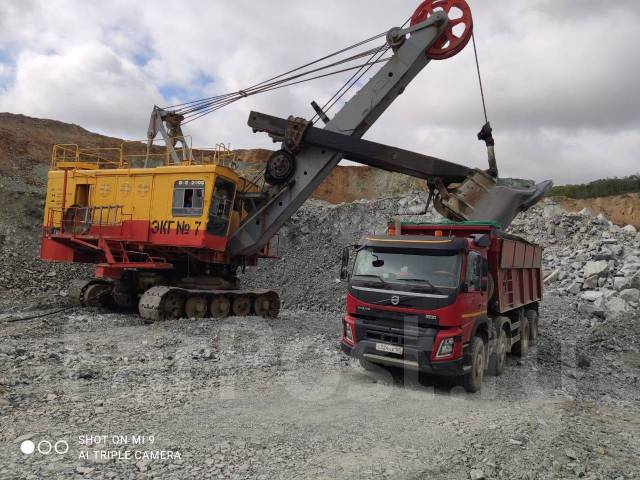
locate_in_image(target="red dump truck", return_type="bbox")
[339,221,543,392]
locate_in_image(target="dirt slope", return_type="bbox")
[0,113,122,183]
[555,193,640,228]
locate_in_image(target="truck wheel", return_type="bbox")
[463,336,485,393]
[526,310,539,345]
[488,328,508,376]
[513,317,529,357]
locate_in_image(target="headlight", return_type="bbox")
[436,337,455,358]
[343,321,353,341]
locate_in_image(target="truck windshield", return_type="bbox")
[352,248,462,289]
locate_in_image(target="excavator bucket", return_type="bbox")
[434,169,553,229]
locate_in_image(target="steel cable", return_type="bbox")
[179,45,388,118]
[163,30,390,118]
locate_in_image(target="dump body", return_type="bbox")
[340,221,543,390]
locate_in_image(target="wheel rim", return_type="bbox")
[498,333,506,367]
[185,296,208,318]
[210,296,230,319]
[232,296,251,316]
[475,343,484,382]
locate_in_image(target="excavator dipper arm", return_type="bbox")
[246,111,472,183]
[228,12,450,256]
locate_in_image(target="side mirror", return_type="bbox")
[340,247,350,280]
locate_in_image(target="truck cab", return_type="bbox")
[340,221,542,392]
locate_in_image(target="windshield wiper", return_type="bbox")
[394,278,441,291]
[352,274,387,285]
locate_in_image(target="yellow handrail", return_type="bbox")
[50,138,250,171]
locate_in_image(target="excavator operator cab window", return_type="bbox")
[207,177,236,236]
[172,180,205,217]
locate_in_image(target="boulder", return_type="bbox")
[544,269,560,284]
[543,204,565,219]
[619,288,640,304]
[582,275,599,290]
[580,291,603,302]
[613,276,631,291]
[583,260,609,278]
[622,224,638,235]
[578,208,592,216]
[567,282,582,295]
[605,296,629,315]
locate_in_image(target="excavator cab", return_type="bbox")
[207,177,237,236]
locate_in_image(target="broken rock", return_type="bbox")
[619,288,640,304]
[583,260,609,278]
[605,296,629,315]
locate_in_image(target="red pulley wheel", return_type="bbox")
[410,0,473,60]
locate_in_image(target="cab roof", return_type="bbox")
[360,235,468,251]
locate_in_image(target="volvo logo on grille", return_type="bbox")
[390,295,400,305]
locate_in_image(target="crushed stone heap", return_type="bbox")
[242,194,640,318]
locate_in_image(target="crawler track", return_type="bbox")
[138,286,280,323]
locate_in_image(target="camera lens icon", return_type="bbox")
[20,440,35,455]
[20,439,69,455]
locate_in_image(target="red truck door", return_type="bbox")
[461,251,487,331]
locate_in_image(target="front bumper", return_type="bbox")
[341,340,468,377]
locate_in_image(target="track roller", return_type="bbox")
[254,293,280,319]
[139,286,281,322]
[210,296,231,319]
[162,291,186,320]
[232,296,252,316]
[185,296,208,318]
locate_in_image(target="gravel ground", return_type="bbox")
[0,295,639,480]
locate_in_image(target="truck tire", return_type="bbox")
[463,336,485,393]
[513,317,529,357]
[526,310,539,345]
[488,328,508,376]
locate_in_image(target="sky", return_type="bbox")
[0,0,638,184]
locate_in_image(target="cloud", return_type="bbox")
[0,44,159,137]
[0,0,637,184]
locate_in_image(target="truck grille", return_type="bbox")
[355,315,436,349]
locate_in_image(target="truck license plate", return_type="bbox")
[375,343,403,355]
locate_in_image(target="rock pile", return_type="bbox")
[241,193,436,312]
[508,200,640,319]
[244,194,640,319]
